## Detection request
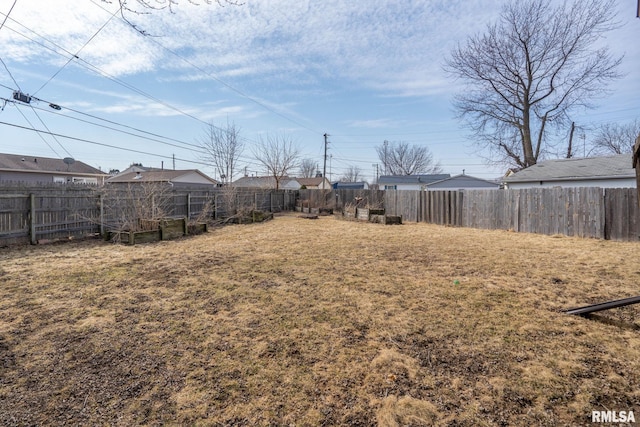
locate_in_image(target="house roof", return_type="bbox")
[0,153,105,176]
[296,177,328,187]
[107,169,217,184]
[427,174,500,189]
[378,174,451,185]
[232,176,300,188]
[504,154,635,183]
[333,181,368,189]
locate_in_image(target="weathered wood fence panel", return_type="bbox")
[461,188,608,238]
[605,188,639,241]
[299,189,384,211]
[0,194,30,245]
[384,190,419,222]
[0,186,297,246]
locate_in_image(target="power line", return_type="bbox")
[0,0,17,31]
[0,119,209,166]
[11,104,61,157]
[0,14,214,128]
[32,4,122,96]
[22,100,199,154]
[88,0,324,136]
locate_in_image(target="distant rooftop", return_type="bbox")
[377,174,451,185]
[0,153,104,175]
[504,154,635,183]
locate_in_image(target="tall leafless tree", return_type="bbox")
[375,141,442,175]
[252,133,300,190]
[340,165,362,182]
[298,159,317,178]
[590,120,640,155]
[198,120,243,184]
[445,0,622,170]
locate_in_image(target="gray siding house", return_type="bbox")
[377,174,451,190]
[0,153,108,184]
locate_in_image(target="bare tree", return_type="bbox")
[590,120,640,156]
[445,0,622,170]
[198,120,243,184]
[252,133,300,190]
[375,141,442,175]
[298,158,317,178]
[340,165,362,182]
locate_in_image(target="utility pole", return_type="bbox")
[172,154,176,170]
[383,140,389,175]
[323,133,329,189]
[372,163,379,183]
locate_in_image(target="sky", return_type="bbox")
[0,0,638,183]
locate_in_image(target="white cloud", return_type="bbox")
[1,0,505,89]
[1,0,633,109]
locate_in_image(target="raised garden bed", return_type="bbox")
[106,217,209,245]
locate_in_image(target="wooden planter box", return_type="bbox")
[188,222,208,235]
[369,214,402,225]
[343,208,356,219]
[159,218,187,240]
[107,229,161,245]
[356,208,371,221]
[107,217,190,245]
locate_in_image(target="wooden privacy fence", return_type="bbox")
[382,187,638,241]
[0,186,296,246]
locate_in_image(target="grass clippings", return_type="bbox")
[1,214,640,426]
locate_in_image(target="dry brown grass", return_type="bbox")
[1,214,640,426]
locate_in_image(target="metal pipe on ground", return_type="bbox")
[565,295,640,316]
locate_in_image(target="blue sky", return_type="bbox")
[0,0,638,183]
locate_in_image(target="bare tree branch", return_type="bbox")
[340,165,362,182]
[375,141,442,175]
[252,133,300,190]
[298,159,317,178]
[198,120,243,184]
[590,120,640,155]
[445,0,622,169]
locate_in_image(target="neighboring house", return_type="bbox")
[333,181,369,190]
[232,176,301,190]
[425,174,500,190]
[107,169,218,187]
[503,154,636,189]
[297,176,332,190]
[377,174,451,190]
[0,153,108,184]
[112,164,160,176]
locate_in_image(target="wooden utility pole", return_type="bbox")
[323,133,329,189]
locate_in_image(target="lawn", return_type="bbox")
[1,214,639,426]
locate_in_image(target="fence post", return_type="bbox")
[29,193,36,245]
[187,193,192,220]
[99,194,104,237]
